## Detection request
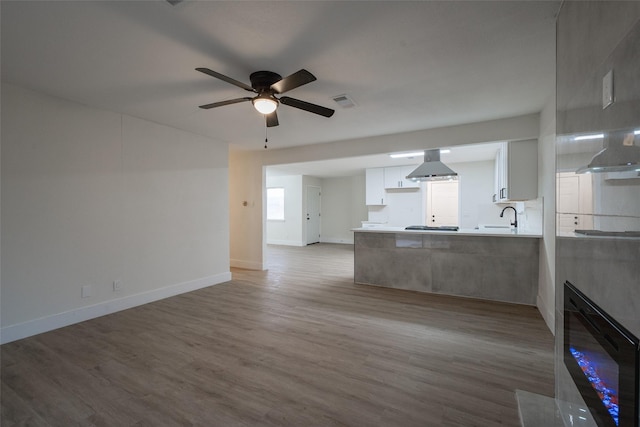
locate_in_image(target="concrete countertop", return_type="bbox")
[354,226,541,304]
[352,226,542,238]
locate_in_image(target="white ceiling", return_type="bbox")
[1,1,560,151]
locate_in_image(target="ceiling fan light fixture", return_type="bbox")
[252,95,278,115]
[196,67,335,127]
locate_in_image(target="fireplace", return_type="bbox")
[564,282,640,427]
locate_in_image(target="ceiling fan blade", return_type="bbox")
[280,96,335,118]
[271,69,316,94]
[196,68,255,92]
[198,97,252,109]
[266,111,279,127]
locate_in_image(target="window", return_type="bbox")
[266,187,285,220]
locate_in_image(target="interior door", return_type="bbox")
[426,181,459,226]
[557,174,580,232]
[306,186,321,245]
[557,172,593,232]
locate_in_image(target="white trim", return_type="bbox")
[230,258,264,271]
[265,239,305,247]
[320,237,354,245]
[0,272,232,344]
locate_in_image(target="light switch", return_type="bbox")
[602,69,614,109]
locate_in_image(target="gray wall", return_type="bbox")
[555,3,640,425]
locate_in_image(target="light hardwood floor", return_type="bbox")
[1,243,554,426]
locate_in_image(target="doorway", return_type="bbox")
[557,172,593,233]
[426,180,459,227]
[306,185,321,245]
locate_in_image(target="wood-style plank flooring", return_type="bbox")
[1,243,554,426]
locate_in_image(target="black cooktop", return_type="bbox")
[405,225,459,231]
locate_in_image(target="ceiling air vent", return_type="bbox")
[332,94,356,108]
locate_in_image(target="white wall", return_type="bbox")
[367,160,506,229]
[261,114,541,166]
[537,96,556,334]
[265,174,304,246]
[592,173,640,231]
[229,114,540,270]
[453,160,502,229]
[229,148,265,270]
[1,83,231,343]
[265,174,367,246]
[368,189,424,226]
[321,175,367,244]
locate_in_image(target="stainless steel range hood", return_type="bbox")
[406,149,458,181]
[576,129,640,174]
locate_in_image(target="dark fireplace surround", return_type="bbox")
[564,282,640,427]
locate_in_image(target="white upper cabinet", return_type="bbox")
[493,140,538,202]
[383,165,420,189]
[366,165,421,206]
[365,167,386,205]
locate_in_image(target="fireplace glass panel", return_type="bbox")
[569,312,621,425]
[564,281,639,427]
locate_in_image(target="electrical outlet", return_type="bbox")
[81,285,93,298]
[113,279,122,291]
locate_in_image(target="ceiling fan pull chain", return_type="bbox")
[264,126,268,149]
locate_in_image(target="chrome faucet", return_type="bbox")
[500,206,518,228]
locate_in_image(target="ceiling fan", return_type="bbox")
[196,68,335,127]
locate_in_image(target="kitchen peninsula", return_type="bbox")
[353,227,541,305]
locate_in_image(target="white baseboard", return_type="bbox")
[536,293,555,336]
[0,272,232,345]
[320,237,354,245]
[267,238,354,246]
[266,239,305,247]
[230,258,264,270]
